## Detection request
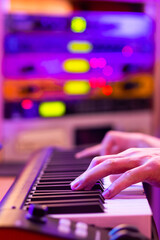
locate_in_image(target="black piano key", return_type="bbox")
[26,201,104,214]
[43,165,87,173]
[30,190,103,196]
[38,177,76,182]
[25,198,103,206]
[40,171,84,177]
[34,184,70,190]
[36,181,72,185]
[46,201,104,214]
[27,193,104,203]
[35,180,103,185]
[47,159,90,165]
[34,182,104,191]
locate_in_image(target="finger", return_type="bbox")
[109,174,122,182]
[87,153,130,171]
[75,144,101,158]
[103,164,149,199]
[71,156,140,190]
[100,133,114,155]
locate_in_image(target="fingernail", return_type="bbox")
[102,188,111,199]
[70,178,80,190]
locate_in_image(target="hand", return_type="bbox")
[75,131,160,157]
[71,147,160,198]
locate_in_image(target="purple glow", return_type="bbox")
[89,57,106,69]
[98,58,107,68]
[103,65,113,76]
[89,58,99,68]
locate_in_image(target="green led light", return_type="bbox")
[64,80,90,95]
[63,58,90,73]
[71,16,87,33]
[39,101,66,117]
[67,40,93,53]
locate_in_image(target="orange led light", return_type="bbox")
[102,85,113,96]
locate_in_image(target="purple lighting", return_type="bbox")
[98,58,107,68]
[89,57,106,69]
[103,65,113,76]
[122,45,133,57]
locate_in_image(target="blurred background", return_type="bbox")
[0,0,160,237]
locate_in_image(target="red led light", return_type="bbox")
[89,77,106,88]
[89,77,97,88]
[97,77,106,87]
[21,99,33,110]
[102,85,113,96]
[103,65,113,76]
[122,45,133,57]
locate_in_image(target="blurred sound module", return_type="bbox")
[2,11,154,161]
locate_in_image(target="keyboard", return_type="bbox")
[0,147,154,239]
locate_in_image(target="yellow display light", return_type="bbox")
[67,41,93,53]
[64,80,90,95]
[39,101,66,117]
[71,16,87,33]
[63,58,90,73]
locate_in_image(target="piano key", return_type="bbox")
[30,190,104,196]
[25,197,104,206]
[40,171,84,177]
[33,183,104,191]
[25,201,104,214]
[43,165,88,172]
[27,193,104,203]
[35,180,103,186]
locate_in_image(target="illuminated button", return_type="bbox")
[59,219,71,227]
[75,222,88,238]
[39,101,66,117]
[21,99,33,110]
[58,218,71,234]
[76,222,88,230]
[67,40,93,53]
[71,16,87,33]
[89,77,106,88]
[58,225,71,234]
[89,58,99,68]
[102,85,113,96]
[98,58,107,68]
[90,58,106,68]
[63,59,90,73]
[64,80,90,95]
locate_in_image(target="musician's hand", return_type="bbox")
[75,131,160,157]
[71,148,160,198]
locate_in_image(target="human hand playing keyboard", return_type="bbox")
[70,131,160,198]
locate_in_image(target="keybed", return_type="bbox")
[23,148,105,214]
